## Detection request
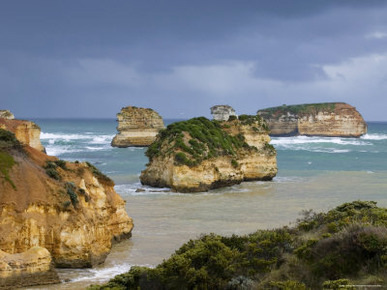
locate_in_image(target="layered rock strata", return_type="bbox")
[210,105,237,121]
[0,247,60,289]
[257,102,367,137]
[0,118,45,152]
[140,116,277,192]
[111,106,165,147]
[0,129,134,270]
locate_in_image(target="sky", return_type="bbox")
[1,1,387,121]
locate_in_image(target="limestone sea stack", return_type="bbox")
[0,117,45,152]
[0,128,133,274]
[111,106,165,147]
[210,105,237,121]
[257,102,367,137]
[140,116,277,192]
[0,110,14,119]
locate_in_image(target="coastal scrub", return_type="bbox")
[0,129,22,189]
[90,201,387,289]
[145,116,267,167]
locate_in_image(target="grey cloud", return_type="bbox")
[1,0,387,120]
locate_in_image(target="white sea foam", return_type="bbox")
[69,263,134,283]
[273,176,308,183]
[45,146,83,156]
[85,145,112,151]
[90,135,115,144]
[361,133,387,140]
[41,132,88,140]
[271,136,371,146]
[270,135,373,154]
[115,183,176,196]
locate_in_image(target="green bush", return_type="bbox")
[65,182,79,207]
[322,279,354,289]
[0,129,22,150]
[45,167,61,181]
[91,201,387,290]
[54,159,67,169]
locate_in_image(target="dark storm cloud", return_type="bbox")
[1,0,387,119]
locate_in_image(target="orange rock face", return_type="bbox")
[258,103,367,137]
[0,118,45,151]
[0,140,133,269]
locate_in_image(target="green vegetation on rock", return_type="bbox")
[65,182,79,207]
[0,128,22,150]
[259,103,338,117]
[86,161,114,186]
[145,116,267,167]
[89,201,387,290]
[0,129,21,189]
[0,151,16,189]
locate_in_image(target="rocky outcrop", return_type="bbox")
[210,105,237,121]
[0,118,45,152]
[111,106,165,147]
[140,116,277,192]
[0,247,60,289]
[257,102,367,137]
[0,110,14,120]
[0,128,133,270]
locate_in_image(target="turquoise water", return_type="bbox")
[30,119,387,289]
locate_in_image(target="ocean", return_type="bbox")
[28,119,387,289]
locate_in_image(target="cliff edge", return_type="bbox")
[140,116,277,192]
[0,128,133,287]
[0,118,45,152]
[111,106,165,147]
[257,102,367,137]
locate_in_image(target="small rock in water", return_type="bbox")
[135,188,146,192]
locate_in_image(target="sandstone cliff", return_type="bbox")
[0,118,45,152]
[257,102,367,137]
[0,247,60,289]
[111,106,165,147]
[0,129,133,271]
[140,116,277,192]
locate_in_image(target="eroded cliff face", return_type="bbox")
[257,103,367,137]
[140,117,277,192]
[0,247,59,289]
[0,118,45,152]
[111,106,165,147]
[0,138,133,269]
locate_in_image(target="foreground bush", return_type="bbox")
[90,201,387,289]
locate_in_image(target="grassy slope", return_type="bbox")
[258,103,338,117]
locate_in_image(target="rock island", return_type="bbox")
[111,106,165,147]
[140,115,277,192]
[257,102,367,137]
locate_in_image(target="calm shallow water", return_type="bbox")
[26,119,387,289]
